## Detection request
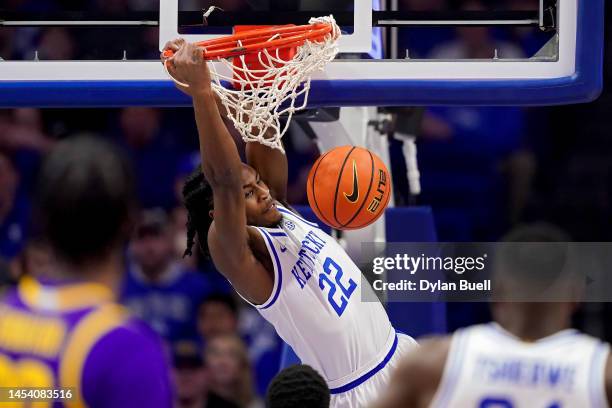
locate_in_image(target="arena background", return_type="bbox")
[0,0,610,405]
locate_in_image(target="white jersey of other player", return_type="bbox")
[241,204,416,405]
[431,323,610,408]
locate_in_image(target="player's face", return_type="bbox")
[241,165,282,227]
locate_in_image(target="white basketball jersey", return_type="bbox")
[246,205,396,389]
[431,323,610,408]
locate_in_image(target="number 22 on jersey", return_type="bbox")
[318,257,357,316]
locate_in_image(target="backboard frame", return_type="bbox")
[0,0,603,108]
[159,0,373,54]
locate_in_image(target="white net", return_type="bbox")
[209,16,340,152]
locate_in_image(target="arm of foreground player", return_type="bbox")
[81,324,173,407]
[371,337,450,408]
[164,40,272,304]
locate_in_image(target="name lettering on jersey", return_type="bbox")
[290,231,327,289]
[0,305,66,358]
[475,357,576,392]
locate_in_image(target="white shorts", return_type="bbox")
[329,333,418,408]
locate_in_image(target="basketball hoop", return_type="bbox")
[163,16,341,152]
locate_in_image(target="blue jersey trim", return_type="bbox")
[433,330,469,407]
[589,342,609,408]
[255,228,283,310]
[269,232,287,237]
[329,332,398,395]
[277,207,321,229]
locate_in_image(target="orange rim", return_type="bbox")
[162,22,333,60]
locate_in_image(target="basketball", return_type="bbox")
[307,146,392,230]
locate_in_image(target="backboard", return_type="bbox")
[0,0,604,107]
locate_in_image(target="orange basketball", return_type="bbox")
[307,146,392,230]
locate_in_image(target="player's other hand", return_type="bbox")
[162,39,212,96]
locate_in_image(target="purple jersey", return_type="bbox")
[0,276,173,408]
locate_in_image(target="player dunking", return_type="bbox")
[0,137,172,407]
[163,39,417,407]
[374,224,612,408]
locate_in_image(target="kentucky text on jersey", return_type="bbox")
[475,357,576,392]
[290,230,327,289]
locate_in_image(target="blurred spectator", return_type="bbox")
[10,239,52,281]
[265,365,330,408]
[0,29,15,60]
[38,28,76,60]
[2,239,52,296]
[115,107,183,209]
[197,293,283,398]
[205,334,264,408]
[429,0,524,60]
[198,294,239,340]
[397,0,455,58]
[139,27,162,59]
[0,152,29,262]
[172,340,238,408]
[0,109,55,189]
[11,109,51,148]
[122,208,212,342]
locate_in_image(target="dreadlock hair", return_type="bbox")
[182,166,214,259]
[265,365,330,408]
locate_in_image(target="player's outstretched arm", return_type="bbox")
[371,337,450,408]
[163,40,272,304]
